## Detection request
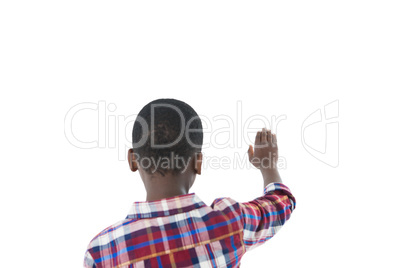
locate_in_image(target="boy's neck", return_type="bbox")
[140,170,196,202]
[146,187,188,202]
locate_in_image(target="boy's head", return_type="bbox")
[128,98,203,178]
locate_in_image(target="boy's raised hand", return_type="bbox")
[248,128,282,185]
[248,128,278,170]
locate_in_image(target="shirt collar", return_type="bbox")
[126,193,206,219]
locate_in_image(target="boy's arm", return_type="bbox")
[241,129,296,251]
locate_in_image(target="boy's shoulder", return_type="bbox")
[210,196,241,210]
[87,218,138,249]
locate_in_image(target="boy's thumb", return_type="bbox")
[247,145,254,161]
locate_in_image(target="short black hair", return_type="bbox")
[132,98,203,175]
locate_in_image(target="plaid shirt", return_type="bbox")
[84,183,296,268]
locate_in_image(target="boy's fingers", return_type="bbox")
[248,145,254,161]
[261,128,267,144]
[255,131,261,145]
[267,129,272,143]
[272,133,277,145]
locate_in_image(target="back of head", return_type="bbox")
[132,98,203,175]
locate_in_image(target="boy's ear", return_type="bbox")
[128,148,138,172]
[194,152,202,175]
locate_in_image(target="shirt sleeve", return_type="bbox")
[83,250,96,268]
[240,182,296,251]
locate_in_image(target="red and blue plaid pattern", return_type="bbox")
[84,183,296,267]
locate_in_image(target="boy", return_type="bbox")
[84,98,296,267]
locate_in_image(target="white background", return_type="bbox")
[1,1,401,267]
